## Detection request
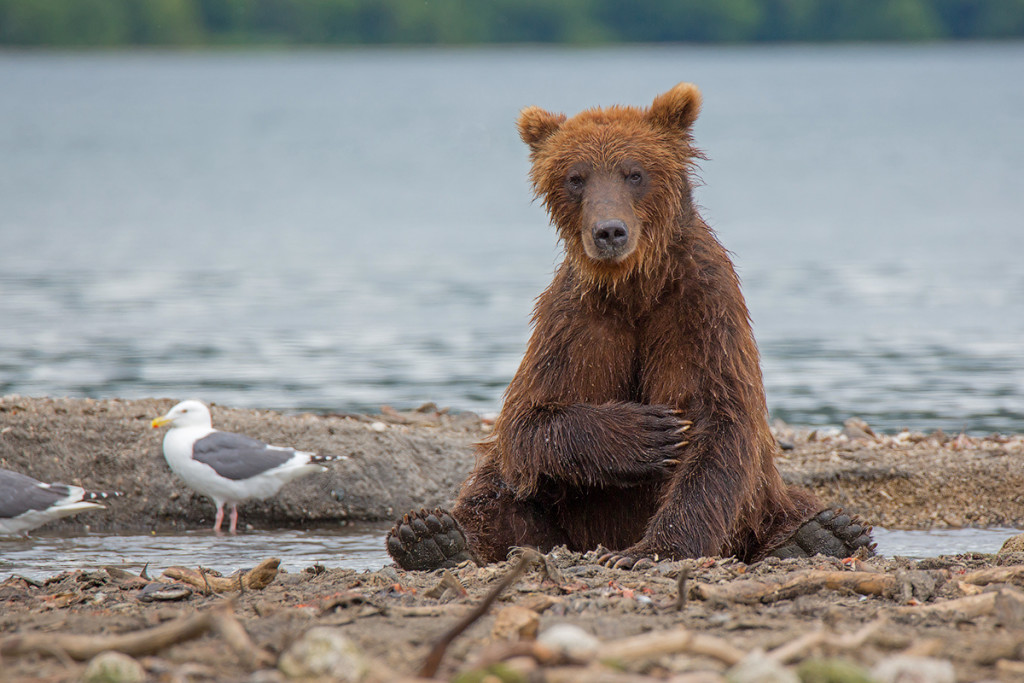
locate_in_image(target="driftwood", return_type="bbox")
[162,558,280,593]
[599,629,746,667]
[423,569,468,599]
[0,610,214,661]
[0,603,270,668]
[419,549,541,678]
[693,570,896,604]
[767,618,889,664]
[960,565,1024,587]
[907,591,999,617]
[211,607,275,670]
[466,626,745,674]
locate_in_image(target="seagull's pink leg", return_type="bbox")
[229,504,239,534]
[213,503,224,533]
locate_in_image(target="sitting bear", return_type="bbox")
[387,83,873,571]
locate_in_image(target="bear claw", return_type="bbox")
[769,508,876,560]
[386,507,479,571]
[596,552,655,571]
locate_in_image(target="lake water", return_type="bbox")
[1,45,1022,434]
[1,525,1018,581]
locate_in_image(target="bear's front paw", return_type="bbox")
[637,404,692,474]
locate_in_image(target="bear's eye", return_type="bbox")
[566,173,585,192]
[626,171,644,185]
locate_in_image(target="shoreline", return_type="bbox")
[2,396,1023,533]
[4,396,1024,681]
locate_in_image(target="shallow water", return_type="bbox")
[872,527,1021,560]
[1,525,1018,581]
[0,524,392,582]
[1,45,1023,434]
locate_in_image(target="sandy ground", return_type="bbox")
[3,397,1024,682]
[5,546,1024,681]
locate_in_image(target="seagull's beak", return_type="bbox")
[151,416,172,429]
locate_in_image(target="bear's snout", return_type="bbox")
[592,220,630,257]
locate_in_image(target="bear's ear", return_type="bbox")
[517,106,567,152]
[646,82,702,133]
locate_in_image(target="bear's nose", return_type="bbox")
[592,220,629,252]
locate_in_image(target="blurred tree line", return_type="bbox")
[1,0,1022,46]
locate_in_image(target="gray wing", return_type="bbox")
[0,469,70,517]
[191,431,298,481]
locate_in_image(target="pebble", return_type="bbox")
[377,565,400,583]
[369,421,387,432]
[841,417,876,442]
[998,533,1024,555]
[726,651,800,683]
[872,656,955,683]
[81,651,146,683]
[137,582,192,602]
[278,627,369,681]
[797,658,874,683]
[536,623,599,661]
[491,605,540,641]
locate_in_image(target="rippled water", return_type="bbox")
[872,527,1022,560]
[0,524,392,582]
[1,526,1018,581]
[1,45,1022,433]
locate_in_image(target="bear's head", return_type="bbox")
[517,82,703,285]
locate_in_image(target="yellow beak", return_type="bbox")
[151,416,172,429]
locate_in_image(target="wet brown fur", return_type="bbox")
[452,83,821,564]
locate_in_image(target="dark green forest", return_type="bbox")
[2,0,1023,46]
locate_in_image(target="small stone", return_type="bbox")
[81,651,146,683]
[726,651,800,683]
[369,421,387,432]
[377,565,400,583]
[842,417,875,442]
[536,623,599,661]
[998,533,1024,555]
[670,674,728,683]
[491,605,540,641]
[249,670,287,683]
[797,657,874,683]
[872,656,955,683]
[278,628,369,681]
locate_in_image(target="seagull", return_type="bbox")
[151,400,347,534]
[0,468,122,536]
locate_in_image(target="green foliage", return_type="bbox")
[1,0,1022,46]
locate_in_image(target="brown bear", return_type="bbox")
[387,83,873,571]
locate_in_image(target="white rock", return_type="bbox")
[536,623,600,661]
[726,651,800,683]
[81,651,146,683]
[872,655,955,683]
[369,421,387,432]
[278,628,369,681]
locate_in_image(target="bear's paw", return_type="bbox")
[386,507,479,571]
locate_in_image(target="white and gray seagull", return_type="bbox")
[151,400,347,534]
[0,468,122,536]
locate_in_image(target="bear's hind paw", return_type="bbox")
[386,507,479,571]
[769,508,876,560]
